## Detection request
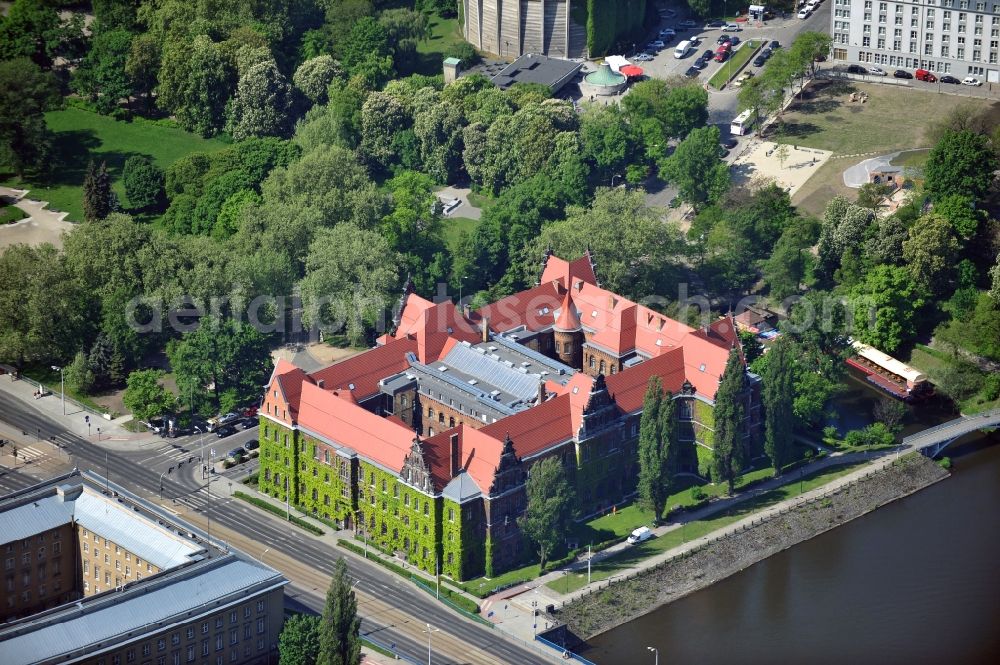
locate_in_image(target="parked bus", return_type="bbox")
[730,109,755,136]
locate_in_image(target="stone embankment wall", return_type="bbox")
[557,455,949,640]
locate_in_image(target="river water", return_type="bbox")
[587,380,1000,664]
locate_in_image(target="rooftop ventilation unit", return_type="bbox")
[468,379,478,385]
[438,366,448,372]
[503,360,515,368]
[488,346,497,352]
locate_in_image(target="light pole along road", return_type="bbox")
[0,391,553,665]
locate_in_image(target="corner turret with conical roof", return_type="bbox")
[553,289,583,368]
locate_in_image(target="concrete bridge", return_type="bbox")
[903,409,1000,458]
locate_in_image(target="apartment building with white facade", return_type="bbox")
[831,0,1000,81]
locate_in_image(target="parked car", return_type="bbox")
[706,20,725,28]
[940,74,961,84]
[633,52,654,62]
[243,440,260,452]
[761,47,773,59]
[702,49,715,60]
[207,412,239,431]
[724,23,742,32]
[915,68,937,82]
[143,416,167,434]
[647,40,666,50]
[242,404,258,418]
[893,69,913,79]
[627,526,654,545]
[729,36,741,46]
[797,8,812,18]
[679,19,698,28]
[847,64,867,74]
[693,58,708,70]
[869,66,887,76]
[239,417,257,429]
[717,34,731,45]
[659,27,676,38]
[769,40,781,50]
[225,446,247,461]
[683,66,699,78]
[215,425,237,438]
[714,48,729,62]
[962,76,982,86]
[753,54,767,67]
[721,137,739,150]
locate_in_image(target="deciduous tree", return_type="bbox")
[293,55,343,105]
[227,60,294,141]
[924,129,998,203]
[0,58,60,178]
[520,455,575,571]
[660,125,729,211]
[902,213,959,297]
[123,369,176,421]
[73,29,133,115]
[850,265,926,353]
[278,614,321,665]
[122,156,165,210]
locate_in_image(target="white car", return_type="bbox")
[659,27,676,38]
[724,23,742,32]
[627,526,653,545]
[797,8,812,18]
[962,76,982,86]
[647,40,666,50]
[869,66,887,76]
[633,52,654,62]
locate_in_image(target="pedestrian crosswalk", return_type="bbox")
[11,445,46,463]
[137,443,203,466]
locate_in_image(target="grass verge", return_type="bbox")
[548,461,867,594]
[1,105,227,222]
[442,216,478,252]
[708,40,761,89]
[233,491,324,536]
[337,539,480,615]
[0,204,28,224]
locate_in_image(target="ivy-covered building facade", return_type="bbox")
[257,254,761,581]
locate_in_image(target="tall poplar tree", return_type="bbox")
[637,377,676,522]
[520,455,575,571]
[712,347,748,494]
[762,336,795,476]
[317,558,361,665]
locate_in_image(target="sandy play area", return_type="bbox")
[730,141,833,197]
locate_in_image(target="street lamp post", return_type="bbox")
[648,646,659,665]
[51,365,64,415]
[423,623,439,665]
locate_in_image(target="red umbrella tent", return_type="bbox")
[620,65,644,77]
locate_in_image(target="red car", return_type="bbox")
[714,47,730,62]
[242,404,258,418]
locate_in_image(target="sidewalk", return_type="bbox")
[0,371,158,451]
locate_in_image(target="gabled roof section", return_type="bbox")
[297,382,414,472]
[476,280,564,333]
[481,394,573,458]
[393,297,481,363]
[309,336,418,400]
[540,251,599,289]
[678,331,732,399]
[605,347,687,413]
[423,424,505,496]
[262,359,311,425]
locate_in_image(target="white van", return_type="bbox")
[627,526,654,544]
[674,40,692,59]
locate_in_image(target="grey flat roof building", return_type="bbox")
[491,53,583,92]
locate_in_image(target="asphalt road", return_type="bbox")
[0,392,552,665]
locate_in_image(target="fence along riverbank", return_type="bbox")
[554,454,949,642]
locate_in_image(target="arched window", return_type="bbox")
[599,360,606,374]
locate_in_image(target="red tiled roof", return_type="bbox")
[298,382,415,472]
[263,359,312,425]
[393,295,480,363]
[553,289,582,332]
[423,425,507,494]
[540,252,599,289]
[605,348,686,413]
[477,281,563,333]
[678,331,729,399]
[565,373,594,434]
[481,394,573,459]
[309,336,418,400]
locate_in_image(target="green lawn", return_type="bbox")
[0,204,28,225]
[549,461,867,594]
[907,344,1000,414]
[708,41,761,90]
[772,80,1000,156]
[441,216,478,252]
[1,105,228,222]
[453,562,544,598]
[409,14,468,75]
